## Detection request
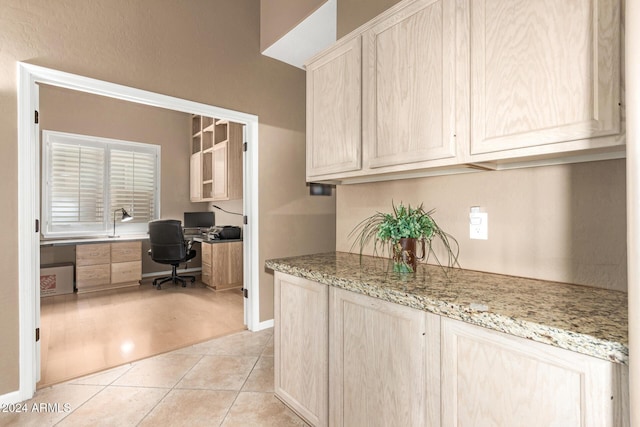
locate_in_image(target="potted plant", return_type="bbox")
[349,202,460,273]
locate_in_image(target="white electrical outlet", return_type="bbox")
[469,207,488,240]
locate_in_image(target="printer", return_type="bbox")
[208,225,242,240]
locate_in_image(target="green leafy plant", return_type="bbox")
[349,202,460,272]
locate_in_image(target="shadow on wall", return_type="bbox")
[568,159,627,290]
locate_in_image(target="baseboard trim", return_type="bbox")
[254,319,274,331]
[0,390,22,405]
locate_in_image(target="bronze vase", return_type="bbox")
[392,238,425,273]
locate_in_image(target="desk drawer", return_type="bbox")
[77,264,110,288]
[76,244,110,266]
[112,241,142,262]
[112,261,142,284]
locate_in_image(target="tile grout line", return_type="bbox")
[52,384,109,427]
[52,361,136,426]
[217,338,272,426]
[133,387,173,427]
[134,350,208,426]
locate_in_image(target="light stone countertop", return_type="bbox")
[265,251,628,365]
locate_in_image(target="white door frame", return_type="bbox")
[14,62,261,403]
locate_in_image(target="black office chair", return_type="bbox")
[148,219,196,289]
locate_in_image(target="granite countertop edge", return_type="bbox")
[265,255,628,365]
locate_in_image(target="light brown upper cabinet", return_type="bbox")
[306,36,362,180]
[190,116,243,201]
[306,0,465,182]
[468,0,622,159]
[305,0,624,183]
[363,0,461,169]
[190,152,202,202]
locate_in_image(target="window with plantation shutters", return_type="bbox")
[42,130,160,238]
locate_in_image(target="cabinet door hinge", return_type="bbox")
[34,110,39,124]
[243,142,247,152]
[243,288,249,299]
[35,328,40,342]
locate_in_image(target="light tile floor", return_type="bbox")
[0,328,308,427]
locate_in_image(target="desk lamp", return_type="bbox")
[110,208,133,238]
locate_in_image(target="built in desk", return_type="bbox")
[40,235,148,293]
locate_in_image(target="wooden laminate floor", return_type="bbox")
[38,281,245,388]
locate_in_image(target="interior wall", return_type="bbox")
[260,0,327,51]
[337,0,402,37]
[0,0,336,396]
[210,199,245,228]
[260,123,337,319]
[336,159,627,292]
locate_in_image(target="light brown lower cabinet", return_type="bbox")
[274,272,329,427]
[329,286,440,427]
[200,241,243,290]
[76,241,142,293]
[440,317,629,427]
[273,272,629,427]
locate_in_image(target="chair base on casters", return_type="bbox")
[153,264,196,290]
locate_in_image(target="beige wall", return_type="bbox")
[336,159,627,292]
[259,123,337,319]
[260,0,327,52]
[0,0,335,396]
[337,0,401,37]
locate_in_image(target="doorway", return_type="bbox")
[17,62,261,401]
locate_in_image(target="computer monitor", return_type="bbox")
[183,211,215,228]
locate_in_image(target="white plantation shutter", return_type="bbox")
[110,149,157,223]
[49,142,105,233]
[42,131,160,237]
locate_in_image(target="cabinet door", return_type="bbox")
[274,272,329,427]
[111,241,141,262]
[330,287,440,427]
[226,122,244,200]
[111,260,141,284]
[441,318,628,427]
[306,36,362,179]
[363,0,459,169]
[76,243,111,266]
[190,152,202,202]
[212,142,228,200]
[203,242,243,290]
[76,264,110,289]
[206,243,228,289]
[469,0,621,155]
